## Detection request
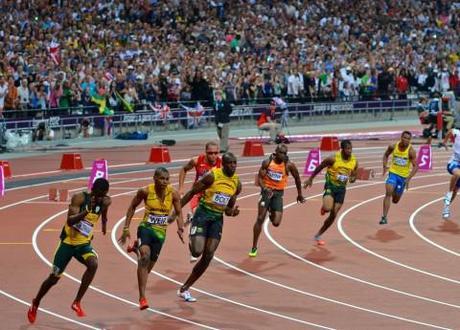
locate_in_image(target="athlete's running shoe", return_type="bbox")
[177,289,197,302]
[442,205,451,220]
[379,216,388,225]
[320,207,327,216]
[139,297,149,310]
[314,236,325,246]
[190,255,198,263]
[444,191,453,206]
[71,301,86,317]
[248,247,258,257]
[27,299,38,324]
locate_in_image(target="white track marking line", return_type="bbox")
[0,289,102,329]
[337,181,460,284]
[409,197,460,256]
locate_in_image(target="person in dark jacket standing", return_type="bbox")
[214,90,233,153]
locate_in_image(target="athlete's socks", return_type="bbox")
[445,191,453,206]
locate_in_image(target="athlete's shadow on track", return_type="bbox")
[430,220,460,235]
[304,247,335,264]
[367,229,404,243]
[235,259,287,275]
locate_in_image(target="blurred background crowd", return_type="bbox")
[0,0,458,119]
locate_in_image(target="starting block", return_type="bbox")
[60,153,84,170]
[148,146,171,163]
[356,167,375,180]
[0,161,12,177]
[242,141,264,157]
[48,188,69,202]
[320,136,339,151]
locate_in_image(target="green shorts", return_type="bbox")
[137,225,164,262]
[52,241,96,276]
[260,189,284,212]
[190,206,223,240]
[323,183,346,204]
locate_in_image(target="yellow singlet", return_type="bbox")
[326,151,357,187]
[389,142,411,178]
[61,192,102,245]
[140,183,174,239]
[201,168,239,214]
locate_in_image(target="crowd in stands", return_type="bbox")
[0,0,459,119]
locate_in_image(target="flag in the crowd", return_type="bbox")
[181,102,205,128]
[104,72,114,82]
[115,91,134,112]
[150,103,172,122]
[91,93,114,116]
[48,40,61,65]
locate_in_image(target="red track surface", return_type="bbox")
[1,138,458,329]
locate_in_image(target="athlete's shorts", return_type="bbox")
[52,241,96,276]
[386,172,407,195]
[190,193,203,211]
[190,206,223,240]
[260,189,284,212]
[447,160,460,176]
[137,226,164,262]
[323,183,346,204]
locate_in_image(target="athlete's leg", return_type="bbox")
[315,202,343,238]
[180,237,220,293]
[137,244,152,302]
[251,202,269,251]
[74,255,98,303]
[381,182,395,224]
[269,211,283,227]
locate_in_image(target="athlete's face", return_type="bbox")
[91,189,108,205]
[154,172,170,189]
[400,133,411,148]
[341,144,353,159]
[205,145,219,164]
[222,157,237,177]
[274,146,288,163]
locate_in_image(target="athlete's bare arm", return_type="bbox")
[118,188,148,244]
[101,196,112,235]
[406,147,419,189]
[287,161,305,202]
[178,157,197,195]
[257,159,270,189]
[172,189,185,243]
[181,172,214,207]
[67,193,89,226]
[303,156,335,188]
[225,180,242,217]
[349,160,359,183]
[382,144,395,176]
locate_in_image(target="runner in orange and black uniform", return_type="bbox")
[249,144,305,257]
[179,141,221,262]
[27,178,111,324]
[118,167,184,310]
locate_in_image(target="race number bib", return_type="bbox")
[267,169,283,182]
[73,220,94,237]
[337,174,349,183]
[212,192,231,206]
[394,156,408,166]
[147,214,168,225]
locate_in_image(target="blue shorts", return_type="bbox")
[386,172,406,195]
[446,161,460,187]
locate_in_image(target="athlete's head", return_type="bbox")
[340,139,353,159]
[91,178,109,201]
[205,141,219,164]
[273,143,288,163]
[153,167,170,188]
[400,131,412,148]
[222,152,237,177]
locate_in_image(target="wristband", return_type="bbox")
[122,227,130,233]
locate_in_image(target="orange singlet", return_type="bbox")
[263,159,288,190]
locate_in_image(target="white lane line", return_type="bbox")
[409,197,460,256]
[110,216,335,330]
[0,289,102,329]
[337,181,460,285]
[32,202,220,330]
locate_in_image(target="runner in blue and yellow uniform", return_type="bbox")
[177,152,241,302]
[27,178,111,324]
[118,167,184,310]
[304,140,358,246]
[380,131,418,224]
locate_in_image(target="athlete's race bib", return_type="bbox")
[454,152,460,162]
[337,174,349,183]
[147,214,168,225]
[394,156,408,166]
[267,169,283,182]
[73,220,94,237]
[212,192,231,206]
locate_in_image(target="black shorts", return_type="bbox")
[260,189,284,212]
[190,206,223,240]
[137,226,164,262]
[323,183,346,204]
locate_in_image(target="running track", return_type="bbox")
[1,138,459,329]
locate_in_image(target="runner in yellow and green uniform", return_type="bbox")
[304,140,358,246]
[28,178,111,324]
[118,167,184,310]
[177,152,241,302]
[380,131,418,224]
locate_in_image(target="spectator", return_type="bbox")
[213,90,233,153]
[257,101,281,142]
